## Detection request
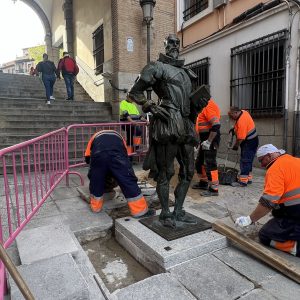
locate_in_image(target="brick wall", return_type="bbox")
[112,0,175,74]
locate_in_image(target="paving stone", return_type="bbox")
[64,209,113,243]
[239,289,277,300]
[213,247,277,284]
[55,196,90,212]
[50,186,79,200]
[10,254,90,300]
[261,274,300,300]
[115,212,228,272]
[113,273,196,300]
[16,223,79,264]
[169,254,254,300]
[189,201,229,219]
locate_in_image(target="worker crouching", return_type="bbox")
[85,130,155,218]
[236,144,300,257]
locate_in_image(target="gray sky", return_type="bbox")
[0,0,45,64]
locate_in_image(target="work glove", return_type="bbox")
[235,216,252,227]
[201,140,211,150]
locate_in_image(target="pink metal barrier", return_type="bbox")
[0,122,148,297]
[0,128,67,296]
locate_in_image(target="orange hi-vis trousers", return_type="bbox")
[259,217,300,257]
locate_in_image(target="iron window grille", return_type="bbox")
[230,30,287,117]
[93,25,104,75]
[183,0,209,21]
[185,57,210,90]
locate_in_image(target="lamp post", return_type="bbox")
[139,0,156,100]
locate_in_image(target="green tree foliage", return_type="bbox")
[28,45,46,65]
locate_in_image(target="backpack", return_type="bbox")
[62,57,79,75]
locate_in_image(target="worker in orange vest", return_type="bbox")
[228,107,259,186]
[236,144,300,257]
[84,130,155,218]
[192,96,221,197]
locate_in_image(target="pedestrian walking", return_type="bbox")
[57,51,79,101]
[36,53,57,105]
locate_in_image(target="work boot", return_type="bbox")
[192,181,208,190]
[200,187,219,197]
[134,208,156,219]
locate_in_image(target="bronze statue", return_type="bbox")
[129,34,209,227]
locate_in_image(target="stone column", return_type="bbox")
[63,0,74,57]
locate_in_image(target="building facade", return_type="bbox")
[20,0,175,119]
[177,0,300,156]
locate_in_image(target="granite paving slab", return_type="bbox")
[9,254,90,300]
[16,223,78,264]
[113,273,196,300]
[239,288,277,300]
[169,253,254,300]
[213,247,277,284]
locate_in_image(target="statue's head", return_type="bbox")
[164,34,180,59]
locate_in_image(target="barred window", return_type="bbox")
[93,25,104,75]
[183,0,209,21]
[185,57,210,90]
[230,30,287,117]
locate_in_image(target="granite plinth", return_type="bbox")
[115,212,227,273]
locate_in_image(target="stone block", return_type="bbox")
[64,209,113,243]
[170,254,254,300]
[261,274,300,300]
[113,273,196,300]
[16,223,78,264]
[239,289,277,300]
[115,213,227,272]
[213,247,277,284]
[55,196,90,212]
[10,254,90,300]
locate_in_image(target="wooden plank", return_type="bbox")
[212,220,300,284]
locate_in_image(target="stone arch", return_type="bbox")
[20,0,53,57]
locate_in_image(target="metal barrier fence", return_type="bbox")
[0,122,148,297]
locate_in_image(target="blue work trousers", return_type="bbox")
[89,150,141,199]
[63,73,75,99]
[240,137,259,176]
[42,74,56,100]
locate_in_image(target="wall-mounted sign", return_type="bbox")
[127,37,134,52]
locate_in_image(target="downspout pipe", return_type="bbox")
[283,1,293,149]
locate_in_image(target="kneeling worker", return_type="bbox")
[85,130,155,218]
[236,144,300,256]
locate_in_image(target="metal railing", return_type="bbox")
[0,122,148,297]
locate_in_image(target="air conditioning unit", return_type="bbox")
[213,0,228,9]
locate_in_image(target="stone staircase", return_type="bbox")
[0,73,113,149]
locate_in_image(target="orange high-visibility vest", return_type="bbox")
[195,99,221,133]
[85,130,127,158]
[262,154,300,207]
[234,110,257,140]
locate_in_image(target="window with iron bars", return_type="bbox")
[185,57,210,90]
[230,30,287,117]
[183,0,209,21]
[93,24,104,75]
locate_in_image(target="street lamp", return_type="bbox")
[140,0,156,100]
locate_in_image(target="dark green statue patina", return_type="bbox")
[129,34,209,228]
